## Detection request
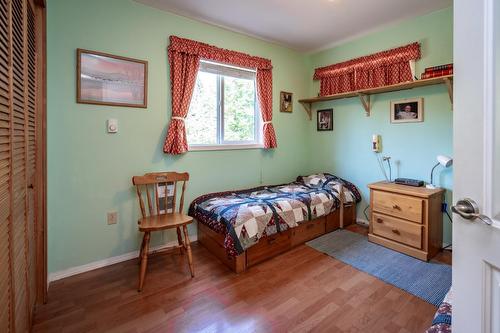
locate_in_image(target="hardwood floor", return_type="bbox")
[33,225,451,333]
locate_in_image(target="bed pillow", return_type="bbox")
[297,173,362,204]
[299,173,329,187]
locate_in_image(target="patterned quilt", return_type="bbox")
[426,288,452,333]
[189,173,361,257]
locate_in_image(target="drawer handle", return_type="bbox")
[392,204,401,210]
[391,229,400,235]
[306,224,315,229]
[376,218,383,223]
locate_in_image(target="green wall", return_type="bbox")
[306,7,454,244]
[47,0,312,273]
[47,1,453,274]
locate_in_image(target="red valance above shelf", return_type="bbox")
[298,75,453,120]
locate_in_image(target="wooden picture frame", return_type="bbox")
[280,91,293,113]
[77,49,148,108]
[390,98,423,123]
[317,109,333,131]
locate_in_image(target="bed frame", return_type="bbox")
[197,189,357,273]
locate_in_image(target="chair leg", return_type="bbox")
[182,225,194,278]
[176,227,184,254]
[138,232,151,292]
[138,234,146,265]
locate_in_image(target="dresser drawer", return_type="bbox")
[247,230,291,267]
[372,190,423,223]
[292,217,326,246]
[372,213,423,249]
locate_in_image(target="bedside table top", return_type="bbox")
[368,181,445,198]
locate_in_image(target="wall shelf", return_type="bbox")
[299,74,453,119]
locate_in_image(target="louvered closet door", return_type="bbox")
[0,0,12,331]
[11,0,29,331]
[26,1,35,313]
[0,0,40,330]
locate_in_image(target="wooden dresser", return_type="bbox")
[368,181,445,261]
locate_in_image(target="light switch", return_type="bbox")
[107,119,118,133]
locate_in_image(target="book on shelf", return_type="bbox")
[424,63,453,73]
[421,68,453,79]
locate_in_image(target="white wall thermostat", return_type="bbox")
[107,119,118,133]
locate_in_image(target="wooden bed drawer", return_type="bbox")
[372,213,423,249]
[246,230,291,267]
[342,204,356,227]
[326,209,340,233]
[197,222,246,273]
[373,191,423,223]
[291,217,326,246]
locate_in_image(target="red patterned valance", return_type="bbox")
[168,36,273,70]
[313,42,421,96]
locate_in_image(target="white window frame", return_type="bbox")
[188,60,263,151]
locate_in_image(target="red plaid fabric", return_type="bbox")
[163,36,276,153]
[314,42,421,96]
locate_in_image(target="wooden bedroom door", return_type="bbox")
[453,0,500,332]
[0,0,45,332]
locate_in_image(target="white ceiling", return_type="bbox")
[135,0,452,52]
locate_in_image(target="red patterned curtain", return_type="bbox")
[163,36,276,153]
[163,49,200,154]
[256,69,277,148]
[318,66,356,95]
[314,42,421,96]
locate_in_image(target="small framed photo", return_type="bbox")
[317,109,333,131]
[390,98,423,123]
[280,91,293,113]
[77,49,148,108]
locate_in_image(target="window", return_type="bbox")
[186,60,262,150]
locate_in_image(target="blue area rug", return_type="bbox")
[306,229,451,306]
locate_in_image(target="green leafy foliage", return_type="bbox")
[223,76,255,141]
[186,70,256,145]
[186,72,217,145]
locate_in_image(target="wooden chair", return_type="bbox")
[132,172,194,291]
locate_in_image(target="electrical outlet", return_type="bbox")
[107,212,118,225]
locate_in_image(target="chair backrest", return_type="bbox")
[132,172,189,218]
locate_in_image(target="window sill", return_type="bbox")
[188,144,264,152]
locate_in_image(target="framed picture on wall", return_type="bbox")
[390,98,423,123]
[280,91,293,113]
[317,109,333,131]
[77,49,148,108]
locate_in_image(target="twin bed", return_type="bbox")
[189,173,361,273]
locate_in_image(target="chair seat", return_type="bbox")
[138,213,193,231]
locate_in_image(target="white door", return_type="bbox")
[453,0,500,332]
